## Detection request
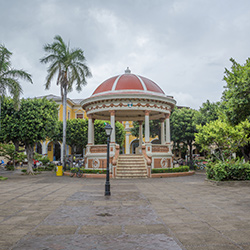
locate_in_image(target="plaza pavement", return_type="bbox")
[0,170,250,250]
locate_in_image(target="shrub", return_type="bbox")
[5,165,14,171]
[21,169,27,173]
[152,166,190,174]
[206,160,250,181]
[70,168,106,174]
[0,176,8,181]
[45,163,56,171]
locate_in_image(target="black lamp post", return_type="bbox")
[104,123,113,196]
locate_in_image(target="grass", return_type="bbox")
[0,176,8,181]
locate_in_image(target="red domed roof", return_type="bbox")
[92,68,165,96]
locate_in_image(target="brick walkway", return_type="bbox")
[0,170,250,249]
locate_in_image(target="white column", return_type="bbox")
[88,114,93,144]
[125,121,130,154]
[110,110,116,143]
[139,121,143,153]
[145,111,150,143]
[165,114,171,144]
[92,119,95,145]
[160,118,165,144]
[42,141,47,155]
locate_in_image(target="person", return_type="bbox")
[33,159,38,168]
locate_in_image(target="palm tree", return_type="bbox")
[0,45,33,132]
[40,35,92,168]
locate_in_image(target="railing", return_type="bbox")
[152,145,169,153]
[90,145,107,154]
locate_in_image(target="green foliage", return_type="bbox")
[0,143,16,162]
[152,166,189,173]
[52,119,126,149]
[170,108,198,159]
[0,44,32,108]
[70,167,106,174]
[194,100,222,126]
[206,160,250,181]
[0,176,8,181]
[130,120,161,140]
[222,58,250,126]
[67,119,88,149]
[195,119,250,162]
[46,163,56,171]
[34,153,50,165]
[5,165,14,171]
[0,97,58,174]
[94,120,125,147]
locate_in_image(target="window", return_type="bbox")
[68,110,70,120]
[76,113,84,119]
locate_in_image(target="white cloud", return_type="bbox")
[1,0,250,110]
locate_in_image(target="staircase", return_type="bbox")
[116,155,147,179]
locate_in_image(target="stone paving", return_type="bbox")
[0,170,250,249]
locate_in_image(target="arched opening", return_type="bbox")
[47,141,61,162]
[130,139,139,154]
[35,142,42,154]
[151,138,160,144]
[54,142,61,161]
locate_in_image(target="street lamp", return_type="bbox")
[104,123,113,196]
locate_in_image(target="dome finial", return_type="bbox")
[125,67,131,74]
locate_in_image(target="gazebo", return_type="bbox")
[81,68,176,178]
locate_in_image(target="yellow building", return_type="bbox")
[35,95,87,161]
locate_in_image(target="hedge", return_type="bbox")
[70,168,106,174]
[206,160,250,181]
[152,166,189,173]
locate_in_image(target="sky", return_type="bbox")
[1,0,250,110]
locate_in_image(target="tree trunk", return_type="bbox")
[62,85,67,170]
[70,144,75,169]
[25,143,34,174]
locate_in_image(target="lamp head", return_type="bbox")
[104,123,113,136]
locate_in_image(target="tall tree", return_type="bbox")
[222,57,250,125]
[40,35,91,168]
[0,97,58,174]
[170,108,198,161]
[0,45,32,135]
[222,57,250,160]
[195,119,250,162]
[194,100,221,126]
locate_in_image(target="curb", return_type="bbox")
[64,171,195,179]
[151,171,195,178]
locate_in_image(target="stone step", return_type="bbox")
[116,176,147,179]
[116,155,147,179]
[117,164,146,167]
[117,168,147,172]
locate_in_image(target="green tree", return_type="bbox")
[94,120,125,147]
[194,100,221,126]
[195,119,250,162]
[0,44,33,138]
[0,143,17,165]
[66,119,88,156]
[0,97,58,174]
[222,58,250,125]
[170,108,198,161]
[130,120,161,141]
[53,119,125,154]
[222,58,250,160]
[40,35,92,169]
